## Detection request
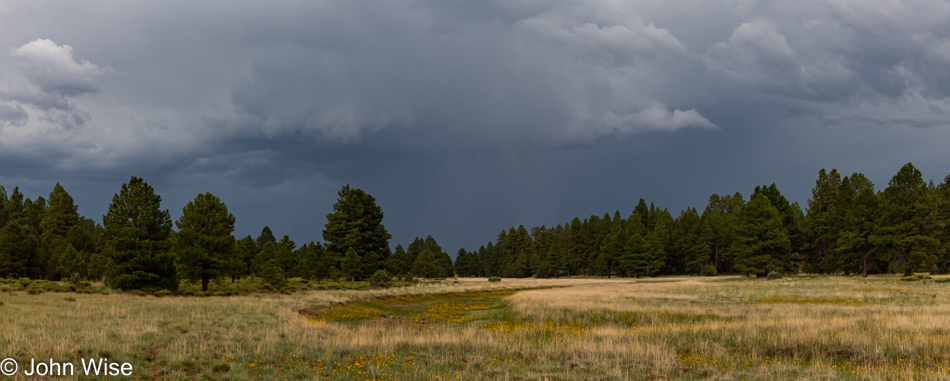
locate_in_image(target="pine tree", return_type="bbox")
[299,242,329,280]
[256,226,276,250]
[341,247,363,280]
[803,169,841,273]
[254,241,278,275]
[275,235,297,278]
[753,184,805,255]
[231,235,257,281]
[102,177,177,291]
[600,232,623,277]
[700,194,733,274]
[389,244,410,275]
[174,193,236,291]
[0,219,41,278]
[872,163,942,275]
[651,213,673,273]
[835,173,880,276]
[40,183,80,239]
[411,249,445,278]
[592,252,608,277]
[630,199,649,236]
[732,193,792,277]
[676,208,708,275]
[323,185,391,274]
[454,248,470,277]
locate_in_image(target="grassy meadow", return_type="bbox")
[3,275,950,380]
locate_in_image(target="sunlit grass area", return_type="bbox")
[3,275,950,380]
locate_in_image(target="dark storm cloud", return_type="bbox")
[228,0,715,148]
[2,0,950,251]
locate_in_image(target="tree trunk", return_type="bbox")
[202,274,209,291]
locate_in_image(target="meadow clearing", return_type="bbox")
[2,275,950,380]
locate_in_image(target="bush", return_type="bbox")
[64,296,76,302]
[131,290,147,296]
[68,272,82,286]
[401,274,415,283]
[369,270,393,288]
[27,284,43,294]
[154,289,172,297]
[766,271,782,280]
[488,276,502,282]
[701,265,717,277]
[0,300,4,306]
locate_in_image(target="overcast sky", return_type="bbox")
[3,0,950,254]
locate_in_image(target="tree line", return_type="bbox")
[0,178,451,292]
[454,162,950,278]
[3,162,949,291]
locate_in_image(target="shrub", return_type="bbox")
[0,300,4,306]
[154,289,172,297]
[488,276,502,282]
[131,290,147,296]
[766,271,782,280]
[401,274,415,283]
[64,296,76,302]
[701,265,717,277]
[181,290,195,296]
[27,284,43,294]
[369,270,393,288]
[68,272,82,286]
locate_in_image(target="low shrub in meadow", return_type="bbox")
[370,270,393,288]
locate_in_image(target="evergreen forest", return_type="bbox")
[3,162,950,292]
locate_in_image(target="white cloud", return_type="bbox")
[1,39,111,130]
[10,39,110,96]
[569,101,718,143]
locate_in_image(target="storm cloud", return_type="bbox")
[2,0,950,252]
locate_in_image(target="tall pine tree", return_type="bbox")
[174,193,236,291]
[102,177,177,291]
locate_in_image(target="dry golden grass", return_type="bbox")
[3,275,950,380]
